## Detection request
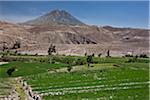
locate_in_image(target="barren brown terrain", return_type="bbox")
[0,10,149,56]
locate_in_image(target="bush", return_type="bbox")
[127,58,136,63]
[87,55,93,67]
[84,53,87,56]
[67,66,72,72]
[139,54,148,58]
[98,53,102,57]
[92,53,95,57]
[90,65,94,67]
[125,54,133,57]
[75,58,86,65]
[7,67,15,76]
[113,64,120,67]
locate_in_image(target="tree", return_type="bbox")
[135,55,138,59]
[106,50,110,57]
[84,52,87,56]
[98,53,102,57]
[7,67,15,76]
[12,41,21,49]
[66,61,72,72]
[67,66,72,72]
[2,42,8,51]
[48,44,56,64]
[48,44,56,55]
[87,55,93,67]
[139,54,148,58]
[92,53,95,57]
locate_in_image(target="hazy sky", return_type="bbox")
[0,1,149,28]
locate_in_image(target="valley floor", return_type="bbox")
[0,56,149,100]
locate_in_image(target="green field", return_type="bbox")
[0,55,149,100]
[0,62,67,78]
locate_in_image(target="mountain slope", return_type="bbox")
[0,9,149,55]
[0,21,36,50]
[24,9,85,26]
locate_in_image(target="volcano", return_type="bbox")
[24,9,85,26]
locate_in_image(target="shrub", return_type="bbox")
[106,50,110,57]
[87,55,93,67]
[48,44,56,55]
[76,58,86,65]
[12,41,21,49]
[127,56,137,63]
[90,65,94,67]
[139,54,148,58]
[125,54,133,57]
[7,67,15,76]
[113,64,120,67]
[67,66,72,72]
[98,53,102,57]
[84,53,87,56]
[92,53,95,57]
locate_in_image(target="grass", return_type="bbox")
[0,62,67,78]
[26,64,148,88]
[0,56,149,100]
[25,61,149,100]
[43,88,148,100]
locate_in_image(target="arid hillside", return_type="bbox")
[0,10,149,56]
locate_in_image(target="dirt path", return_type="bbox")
[0,62,8,65]
[3,77,35,100]
[15,77,35,100]
[18,77,42,100]
[2,78,23,100]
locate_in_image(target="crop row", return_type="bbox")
[31,77,146,91]
[39,81,148,96]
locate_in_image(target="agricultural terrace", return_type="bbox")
[0,54,149,100]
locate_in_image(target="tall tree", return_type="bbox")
[98,53,102,57]
[48,44,56,55]
[106,50,110,57]
[87,55,93,67]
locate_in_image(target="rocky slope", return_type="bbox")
[0,21,36,50]
[0,10,149,56]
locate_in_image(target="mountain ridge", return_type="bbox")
[23,9,85,26]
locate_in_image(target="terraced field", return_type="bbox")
[0,78,13,99]
[0,56,149,100]
[0,61,67,78]
[25,62,149,100]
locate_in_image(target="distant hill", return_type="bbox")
[0,9,149,56]
[23,9,85,26]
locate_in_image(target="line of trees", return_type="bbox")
[2,41,21,51]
